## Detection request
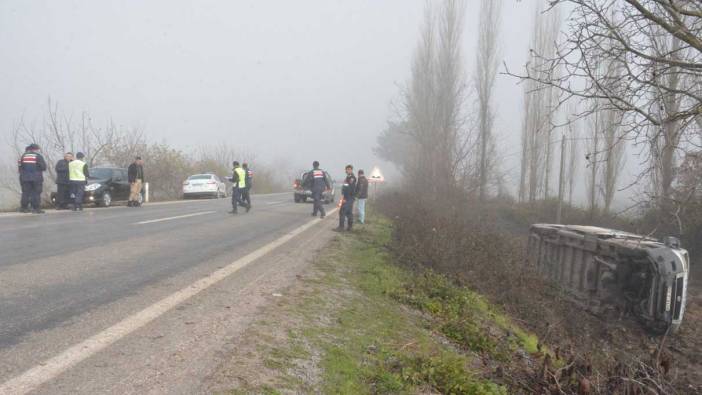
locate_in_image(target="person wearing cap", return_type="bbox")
[335,164,357,231]
[17,143,47,213]
[302,161,331,218]
[228,161,250,214]
[68,152,89,211]
[127,156,145,207]
[54,152,73,209]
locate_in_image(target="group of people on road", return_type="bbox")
[229,161,253,214]
[302,161,368,232]
[18,144,368,228]
[17,143,145,213]
[54,151,90,211]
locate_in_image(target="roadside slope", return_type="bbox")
[207,217,552,394]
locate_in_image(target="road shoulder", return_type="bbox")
[205,217,522,394]
[22,214,337,395]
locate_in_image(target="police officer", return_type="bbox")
[229,161,250,214]
[303,161,331,218]
[242,162,253,209]
[18,143,47,213]
[68,152,89,211]
[335,164,357,231]
[54,152,73,209]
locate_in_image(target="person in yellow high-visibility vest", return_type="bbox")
[68,152,89,211]
[228,161,250,214]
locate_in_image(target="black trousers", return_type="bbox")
[312,189,325,217]
[231,188,248,212]
[20,180,43,210]
[70,181,86,208]
[339,199,354,229]
[56,183,70,208]
[242,187,251,206]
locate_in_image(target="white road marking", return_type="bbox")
[265,200,288,205]
[0,208,338,395]
[0,192,292,220]
[134,211,216,225]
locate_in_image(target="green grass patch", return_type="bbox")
[310,217,507,394]
[231,213,540,394]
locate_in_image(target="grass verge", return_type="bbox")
[222,216,544,394]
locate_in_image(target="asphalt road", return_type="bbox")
[0,193,337,394]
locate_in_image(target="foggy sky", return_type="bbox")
[17,0,658,214]
[0,0,539,181]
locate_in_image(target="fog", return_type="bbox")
[3,1,647,210]
[0,1,537,175]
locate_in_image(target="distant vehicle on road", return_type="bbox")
[182,174,227,199]
[293,171,335,204]
[51,167,140,207]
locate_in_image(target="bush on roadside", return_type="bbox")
[375,191,680,394]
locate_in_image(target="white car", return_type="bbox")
[182,174,227,199]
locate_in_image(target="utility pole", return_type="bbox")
[556,135,566,224]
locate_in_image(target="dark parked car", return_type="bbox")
[293,171,335,204]
[51,167,142,207]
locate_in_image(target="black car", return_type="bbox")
[51,167,142,207]
[293,171,335,204]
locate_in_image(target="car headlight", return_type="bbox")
[85,183,101,191]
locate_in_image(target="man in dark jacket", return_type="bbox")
[242,163,253,208]
[303,161,331,218]
[54,152,73,209]
[335,164,356,231]
[127,157,145,207]
[18,143,47,213]
[355,169,369,224]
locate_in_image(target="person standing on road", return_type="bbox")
[127,156,145,207]
[18,143,47,214]
[54,152,73,209]
[68,152,89,211]
[229,161,250,214]
[242,162,253,209]
[303,161,331,218]
[355,169,369,224]
[335,164,357,232]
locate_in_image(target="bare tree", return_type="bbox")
[475,0,502,201]
[379,1,472,197]
[1,100,288,207]
[508,0,702,208]
[2,99,124,201]
[586,105,601,217]
[565,103,581,207]
[597,46,627,214]
[647,32,687,214]
[519,1,561,202]
[600,109,626,213]
[434,0,470,195]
